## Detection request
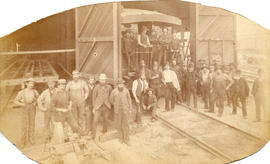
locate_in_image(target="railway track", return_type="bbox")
[155,104,267,163]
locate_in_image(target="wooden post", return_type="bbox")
[233,14,238,67]
[75,8,79,70]
[113,2,120,80]
[189,3,199,66]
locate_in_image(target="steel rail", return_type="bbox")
[155,114,233,163]
[178,103,267,143]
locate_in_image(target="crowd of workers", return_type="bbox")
[12,26,266,149]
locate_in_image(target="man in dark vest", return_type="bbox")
[92,73,112,139]
[132,73,149,124]
[230,70,249,119]
[85,75,95,134]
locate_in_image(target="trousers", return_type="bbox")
[165,82,176,111]
[186,87,197,108]
[21,104,36,144]
[71,101,86,130]
[92,104,109,138]
[232,95,247,117]
[115,108,129,143]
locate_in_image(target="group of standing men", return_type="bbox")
[14,70,134,148]
[122,26,185,71]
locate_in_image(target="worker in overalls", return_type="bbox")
[14,78,39,148]
[37,79,56,141]
[85,75,96,135]
[66,70,89,132]
[110,79,132,145]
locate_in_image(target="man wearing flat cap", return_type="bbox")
[51,79,85,136]
[110,79,132,145]
[14,78,39,148]
[92,73,112,139]
[66,70,89,131]
[37,79,56,141]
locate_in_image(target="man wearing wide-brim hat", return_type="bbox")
[92,73,112,139]
[14,77,39,148]
[110,78,132,145]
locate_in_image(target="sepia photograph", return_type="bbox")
[0,0,269,163]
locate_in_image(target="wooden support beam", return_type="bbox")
[11,60,27,79]
[78,5,94,38]
[75,8,79,70]
[38,60,43,77]
[79,41,96,71]
[0,49,75,56]
[58,63,72,77]
[78,36,113,43]
[113,2,120,80]
[0,60,18,77]
[45,60,58,77]
[23,60,33,76]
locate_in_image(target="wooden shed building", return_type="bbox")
[0,0,236,84]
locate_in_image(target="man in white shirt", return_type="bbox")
[162,64,180,111]
[132,73,148,124]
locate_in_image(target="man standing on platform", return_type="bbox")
[159,28,172,66]
[162,63,180,111]
[123,29,136,72]
[37,79,56,141]
[137,26,152,65]
[110,79,132,145]
[132,73,149,124]
[14,78,39,148]
[92,74,112,139]
[66,70,89,131]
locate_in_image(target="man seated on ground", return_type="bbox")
[142,89,158,122]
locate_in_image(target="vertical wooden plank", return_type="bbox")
[189,3,199,66]
[75,8,79,70]
[208,40,210,65]
[113,2,119,80]
[233,14,237,67]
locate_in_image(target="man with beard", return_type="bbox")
[66,70,89,131]
[110,79,132,145]
[92,74,112,139]
[200,64,211,109]
[14,78,39,148]
[37,80,56,141]
[209,66,232,117]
